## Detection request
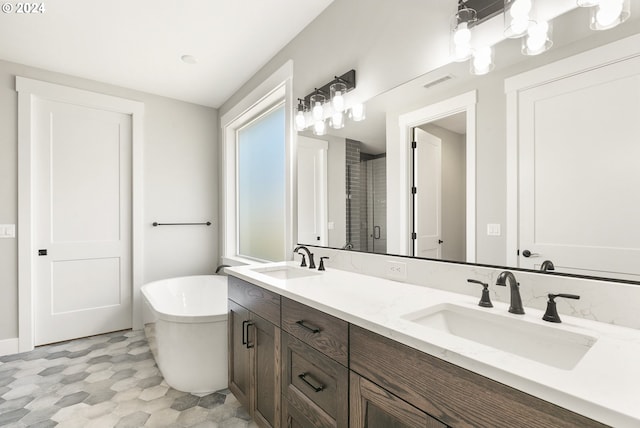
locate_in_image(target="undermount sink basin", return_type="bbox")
[402,303,597,370]
[253,266,321,280]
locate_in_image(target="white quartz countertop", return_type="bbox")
[227,261,640,427]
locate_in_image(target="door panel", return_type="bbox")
[35,99,132,345]
[228,300,251,410]
[518,55,640,278]
[415,128,443,259]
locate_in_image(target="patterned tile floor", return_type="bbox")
[0,330,258,427]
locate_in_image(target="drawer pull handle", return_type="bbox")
[298,372,324,392]
[296,320,321,334]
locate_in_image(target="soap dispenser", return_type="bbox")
[542,293,580,323]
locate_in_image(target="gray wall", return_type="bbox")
[0,59,218,341]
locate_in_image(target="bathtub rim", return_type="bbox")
[141,274,228,324]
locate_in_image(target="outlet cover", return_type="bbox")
[386,261,407,281]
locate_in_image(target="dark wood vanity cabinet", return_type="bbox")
[228,277,281,428]
[350,325,608,428]
[281,298,349,428]
[350,372,446,428]
[229,276,610,428]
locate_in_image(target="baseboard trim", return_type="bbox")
[0,338,19,357]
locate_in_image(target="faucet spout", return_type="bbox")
[293,245,316,269]
[495,271,525,314]
[215,264,231,274]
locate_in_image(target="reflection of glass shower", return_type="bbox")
[345,139,386,254]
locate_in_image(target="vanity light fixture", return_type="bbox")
[296,69,361,132]
[349,102,366,122]
[451,0,477,62]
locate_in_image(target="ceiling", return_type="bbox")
[0,0,333,108]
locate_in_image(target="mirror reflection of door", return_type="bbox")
[515,54,640,280]
[412,113,467,261]
[297,135,328,246]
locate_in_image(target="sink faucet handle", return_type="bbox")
[542,293,580,323]
[296,252,307,267]
[318,256,329,271]
[467,279,493,308]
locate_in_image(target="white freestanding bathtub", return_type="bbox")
[141,275,228,394]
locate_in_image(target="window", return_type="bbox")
[237,104,285,261]
[220,61,293,264]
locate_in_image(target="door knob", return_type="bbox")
[522,249,539,258]
[38,249,47,256]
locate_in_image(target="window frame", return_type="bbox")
[220,61,295,265]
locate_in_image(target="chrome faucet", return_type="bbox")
[495,271,525,314]
[293,245,315,269]
[540,260,555,272]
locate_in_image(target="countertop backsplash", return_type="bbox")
[303,247,640,330]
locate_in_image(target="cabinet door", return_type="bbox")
[283,398,319,428]
[229,300,251,410]
[252,314,281,428]
[350,373,446,428]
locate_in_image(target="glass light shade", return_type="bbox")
[349,103,366,122]
[450,7,477,62]
[470,46,495,75]
[590,0,630,30]
[295,110,306,131]
[330,111,344,129]
[504,0,534,38]
[330,82,347,112]
[522,21,553,55]
[577,0,600,6]
[310,93,326,121]
[313,119,326,136]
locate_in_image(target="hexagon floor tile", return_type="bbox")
[0,330,258,427]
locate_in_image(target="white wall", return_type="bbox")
[0,59,218,341]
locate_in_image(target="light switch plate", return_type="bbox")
[487,223,501,236]
[0,224,16,238]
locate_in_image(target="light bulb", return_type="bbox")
[510,17,529,35]
[525,21,549,54]
[332,91,344,112]
[330,112,344,129]
[510,0,532,18]
[454,22,471,45]
[455,44,472,61]
[350,103,365,122]
[295,110,306,131]
[596,0,624,27]
[313,120,326,136]
[472,46,493,75]
[312,101,324,121]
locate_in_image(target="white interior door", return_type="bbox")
[296,136,328,246]
[34,98,132,345]
[414,128,442,259]
[518,55,640,279]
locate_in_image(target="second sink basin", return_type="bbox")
[402,303,597,370]
[253,266,321,280]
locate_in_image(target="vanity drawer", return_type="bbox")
[282,332,348,428]
[281,297,348,366]
[228,276,280,327]
[350,325,608,428]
